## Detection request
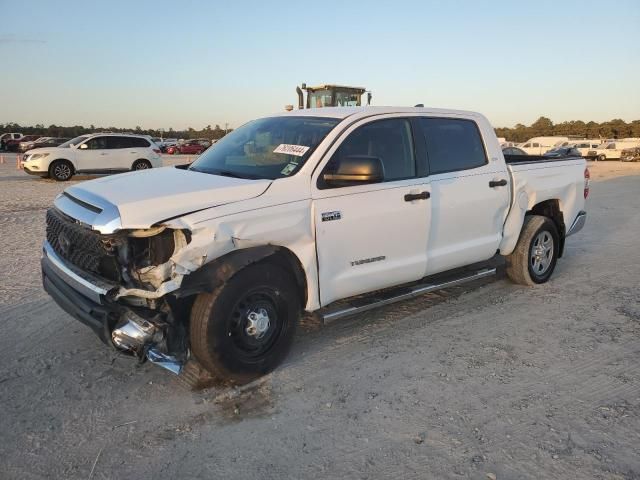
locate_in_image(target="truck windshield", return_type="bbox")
[189,116,340,180]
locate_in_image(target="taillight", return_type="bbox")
[584,167,590,199]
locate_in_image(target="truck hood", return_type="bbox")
[59,167,271,231]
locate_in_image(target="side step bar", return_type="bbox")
[320,267,496,324]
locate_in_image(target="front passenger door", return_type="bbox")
[313,118,431,307]
[76,136,109,172]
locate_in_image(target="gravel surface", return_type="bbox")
[0,158,639,479]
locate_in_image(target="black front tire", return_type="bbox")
[49,160,74,181]
[506,215,560,286]
[190,263,300,383]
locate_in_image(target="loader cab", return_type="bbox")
[294,84,371,109]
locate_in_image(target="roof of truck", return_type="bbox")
[304,84,367,92]
[276,106,482,120]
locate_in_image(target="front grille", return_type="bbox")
[46,208,121,281]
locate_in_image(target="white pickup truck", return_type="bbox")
[41,107,589,383]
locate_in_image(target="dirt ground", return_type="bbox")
[0,158,639,480]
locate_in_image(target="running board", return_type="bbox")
[320,267,496,324]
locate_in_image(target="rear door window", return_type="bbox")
[106,136,142,149]
[417,118,487,174]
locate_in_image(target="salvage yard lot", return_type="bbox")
[1,159,639,479]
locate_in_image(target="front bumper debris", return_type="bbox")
[41,242,184,374]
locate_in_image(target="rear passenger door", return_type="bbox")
[416,117,510,275]
[107,136,146,170]
[312,117,431,306]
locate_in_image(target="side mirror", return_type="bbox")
[323,155,384,186]
[79,143,88,150]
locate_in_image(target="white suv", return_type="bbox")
[22,133,163,181]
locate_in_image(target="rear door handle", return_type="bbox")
[489,179,508,188]
[404,191,430,202]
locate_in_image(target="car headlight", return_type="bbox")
[28,153,49,161]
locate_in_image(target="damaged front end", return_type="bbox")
[42,206,212,375]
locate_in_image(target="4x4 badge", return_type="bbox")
[321,211,342,222]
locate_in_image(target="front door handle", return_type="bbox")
[489,179,508,188]
[404,191,430,202]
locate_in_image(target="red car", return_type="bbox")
[167,140,209,155]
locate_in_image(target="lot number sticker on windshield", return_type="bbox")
[273,144,310,157]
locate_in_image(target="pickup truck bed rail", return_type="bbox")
[504,154,584,165]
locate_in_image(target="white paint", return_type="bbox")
[56,106,587,312]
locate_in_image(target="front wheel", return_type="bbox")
[506,215,560,286]
[189,263,300,383]
[49,160,74,181]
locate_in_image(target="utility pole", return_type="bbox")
[224,123,228,136]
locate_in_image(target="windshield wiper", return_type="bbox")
[214,170,251,179]
[189,167,264,180]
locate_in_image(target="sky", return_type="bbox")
[1,0,639,130]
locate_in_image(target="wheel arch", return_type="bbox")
[50,158,76,172]
[527,199,565,257]
[177,245,309,308]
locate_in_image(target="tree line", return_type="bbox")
[495,117,640,143]
[0,123,232,141]
[2,117,640,143]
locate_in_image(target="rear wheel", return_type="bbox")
[190,263,300,383]
[506,215,560,286]
[49,160,74,181]
[132,159,152,170]
[598,154,606,162]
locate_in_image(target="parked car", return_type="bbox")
[5,134,40,152]
[0,132,23,150]
[518,136,570,155]
[502,146,528,155]
[21,133,162,181]
[18,137,70,153]
[587,140,640,161]
[158,138,178,153]
[620,147,640,162]
[40,106,589,385]
[570,140,602,159]
[167,140,207,155]
[543,146,582,158]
